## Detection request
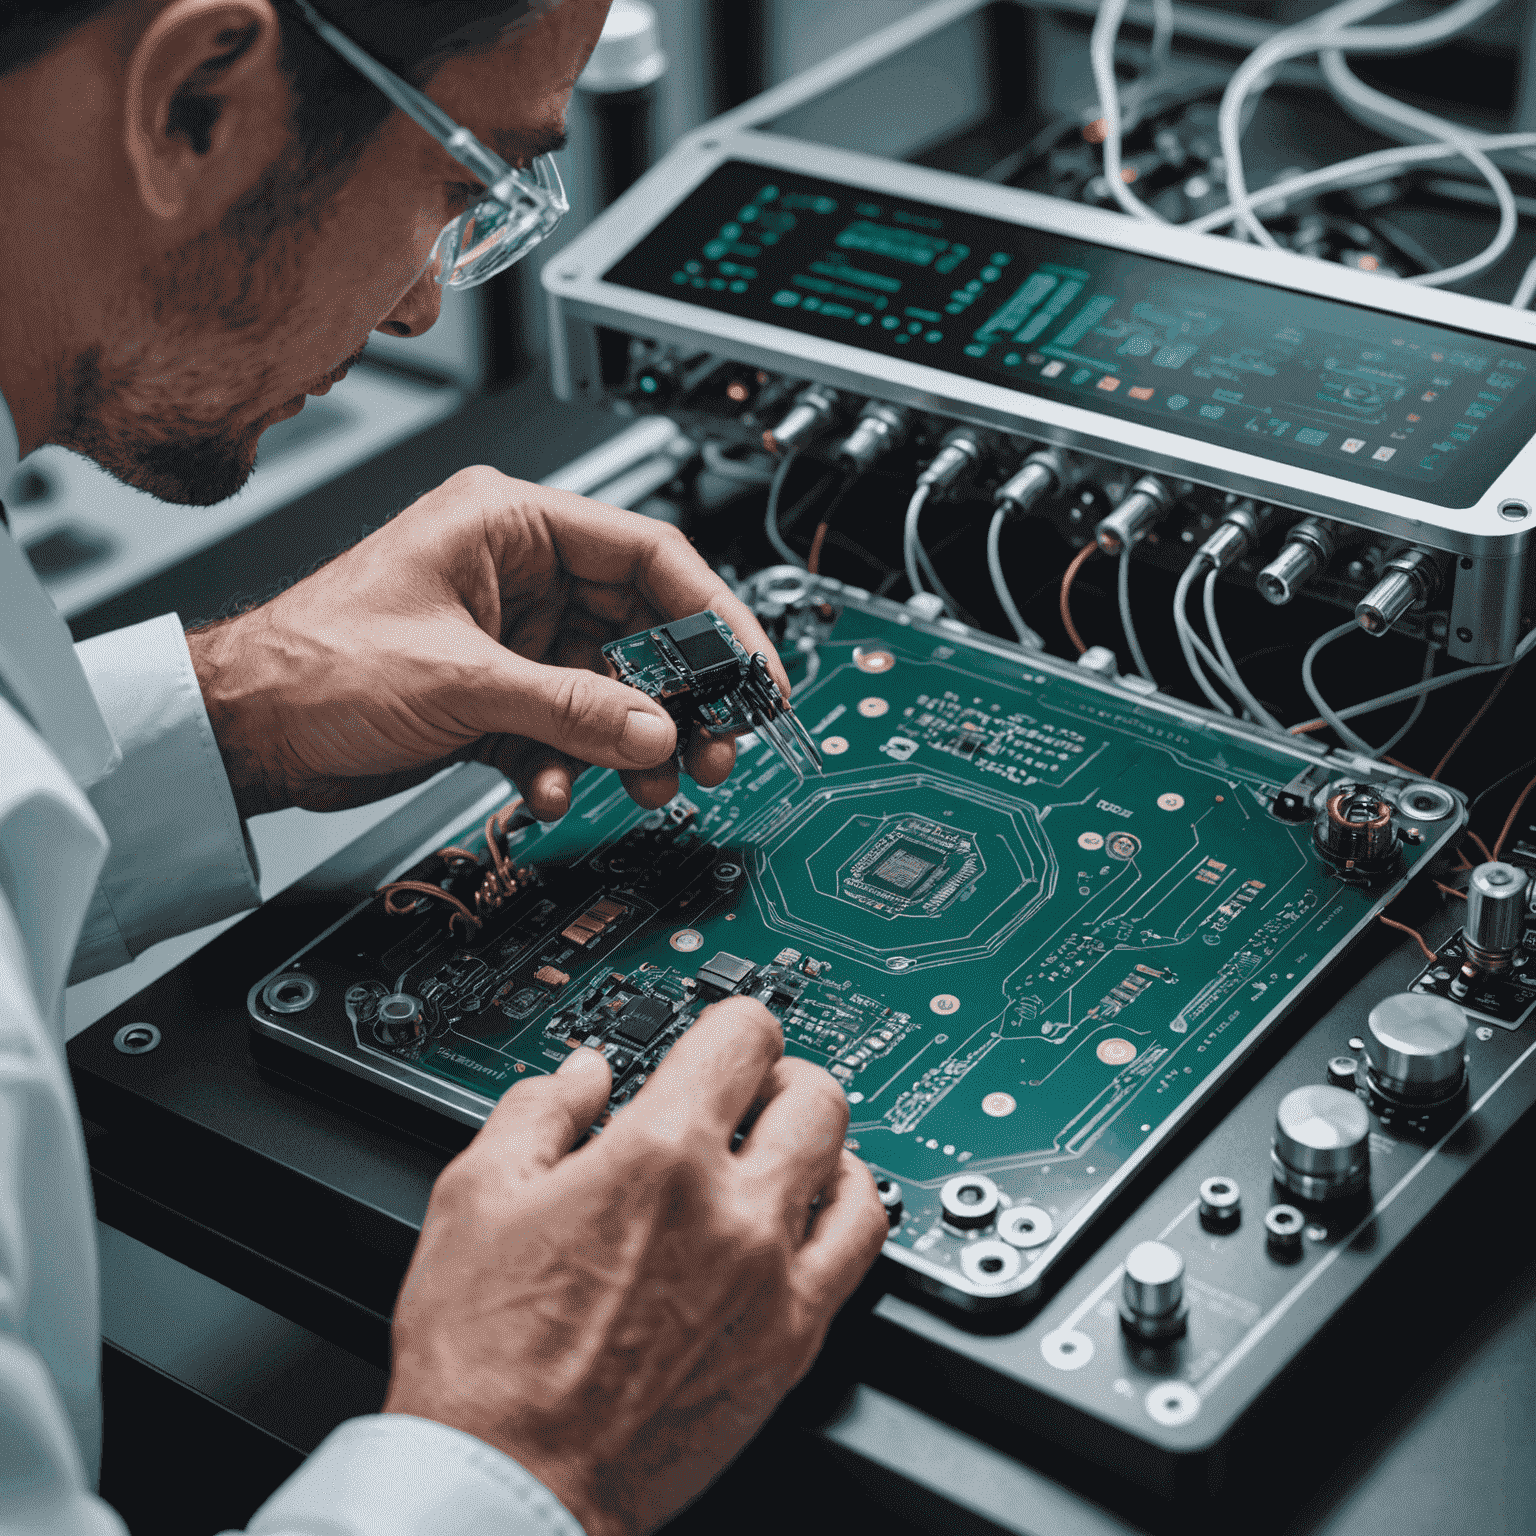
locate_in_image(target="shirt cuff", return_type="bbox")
[70,615,260,981]
[243,1415,587,1536]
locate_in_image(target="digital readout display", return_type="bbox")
[604,161,1536,508]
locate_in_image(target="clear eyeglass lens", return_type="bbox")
[432,154,568,289]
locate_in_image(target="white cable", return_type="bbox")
[903,483,937,608]
[1117,548,1155,684]
[1202,568,1286,730]
[1318,48,1516,287]
[1217,0,1502,252]
[1173,555,1235,715]
[1089,0,1166,223]
[764,450,804,569]
[1512,256,1536,310]
[1185,133,1536,238]
[988,510,1045,647]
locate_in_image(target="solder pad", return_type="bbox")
[250,584,1465,1309]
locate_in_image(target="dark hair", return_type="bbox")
[0,1,550,170]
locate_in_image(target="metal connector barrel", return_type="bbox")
[995,450,1062,517]
[763,384,839,455]
[1356,548,1440,636]
[837,401,910,471]
[1258,518,1335,606]
[1095,475,1173,553]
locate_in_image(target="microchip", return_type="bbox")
[613,994,673,1046]
[534,965,569,990]
[696,951,756,997]
[663,612,741,702]
[873,849,934,890]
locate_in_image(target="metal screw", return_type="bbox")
[114,1023,161,1055]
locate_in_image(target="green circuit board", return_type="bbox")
[251,592,1462,1306]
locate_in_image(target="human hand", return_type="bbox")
[186,466,789,818]
[383,1000,886,1536]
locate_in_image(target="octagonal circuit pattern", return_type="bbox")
[741,771,1056,969]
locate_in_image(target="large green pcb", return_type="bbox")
[251,592,1462,1305]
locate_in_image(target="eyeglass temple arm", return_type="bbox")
[289,0,514,193]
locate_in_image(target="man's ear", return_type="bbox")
[123,0,290,224]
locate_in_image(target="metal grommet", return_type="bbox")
[875,1178,904,1225]
[999,1205,1054,1248]
[1145,1381,1201,1427]
[114,1023,161,1055]
[1199,1176,1242,1229]
[262,972,319,1015]
[960,1239,1023,1287]
[940,1172,1000,1229]
[1396,782,1456,823]
[1041,1329,1095,1371]
[1498,500,1530,522]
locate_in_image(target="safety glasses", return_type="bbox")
[290,0,568,288]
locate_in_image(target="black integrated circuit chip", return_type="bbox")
[613,994,674,1046]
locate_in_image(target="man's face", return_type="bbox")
[68,0,609,506]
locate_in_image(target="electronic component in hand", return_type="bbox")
[603,610,823,785]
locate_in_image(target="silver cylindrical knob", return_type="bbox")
[1465,861,1530,968]
[1356,547,1440,636]
[995,451,1061,516]
[1365,994,1468,1103]
[1272,1084,1371,1201]
[837,401,909,471]
[1119,1240,1187,1340]
[1258,519,1335,605]
[762,384,838,455]
[1095,474,1173,553]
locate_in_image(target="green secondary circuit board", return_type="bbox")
[250,588,1463,1306]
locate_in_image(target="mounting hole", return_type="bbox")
[1499,499,1530,521]
[999,1205,1054,1248]
[113,1023,161,1055]
[1041,1329,1094,1371]
[1145,1381,1201,1427]
[262,973,319,1014]
[941,1172,1000,1229]
[1397,782,1455,823]
[960,1239,1022,1287]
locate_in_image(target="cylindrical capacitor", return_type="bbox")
[1272,1084,1371,1201]
[1464,861,1530,970]
[1119,1240,1188,1340]
[1363,993,1468,1105]
[1094,474,1173,553]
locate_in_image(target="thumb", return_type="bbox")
[478,1048,613,1175]
[472,647,679,769]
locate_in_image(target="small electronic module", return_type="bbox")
[603,610,823,785]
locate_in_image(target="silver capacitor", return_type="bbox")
[1464,861,1530,969]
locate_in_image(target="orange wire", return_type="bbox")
[1289,718,1328,735]
[806,521,829,575]
[1379,914,1438,964]
[1432,667,1515,781]
[1435,881,1467,901]
[1493,770,1536,860]
[1059,543,1100,656]
[1466,830,1496,865]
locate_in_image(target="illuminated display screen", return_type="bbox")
[604,161,1536,508]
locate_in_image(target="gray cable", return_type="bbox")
[764,451,804,569]
[1202,568,1285,730]
[988,510,1034,646]
[903,483,961,616]
[1117,549,1155,685]
[1173,556,1236,716]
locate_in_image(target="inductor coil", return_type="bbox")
[1312,783,1401,882]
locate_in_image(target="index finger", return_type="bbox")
[612,995,784,1149]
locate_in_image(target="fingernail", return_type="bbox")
[621,709,674,765]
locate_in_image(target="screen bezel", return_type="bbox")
[546,130,1536,555]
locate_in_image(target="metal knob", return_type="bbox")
[1119,1240,1187,1340]
[1272,1085,1371,1201]
[1465,861,1530,968]
[1364,993,1468,1104]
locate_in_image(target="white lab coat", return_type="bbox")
[0,393,582,1535]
